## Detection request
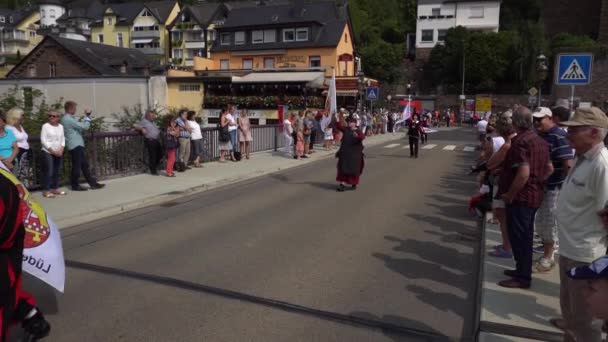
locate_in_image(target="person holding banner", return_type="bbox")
[335,114,365,192]
[0,169,52,341]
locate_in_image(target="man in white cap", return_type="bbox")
[551,106,608,341]
[531,107,574,273]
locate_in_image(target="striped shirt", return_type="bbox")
[541,126,574,189]
[175,118,191,139]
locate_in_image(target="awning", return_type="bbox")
[232,71,326,88]
[336,90,358,96]
[132,38,153,44]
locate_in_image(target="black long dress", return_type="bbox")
[335,123,365,185]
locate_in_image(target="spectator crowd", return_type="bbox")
[472,101,608,341]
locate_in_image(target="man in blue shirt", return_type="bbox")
[532,107,574,272]
[60,101,105,191]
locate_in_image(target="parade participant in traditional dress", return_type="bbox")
[335,114,365,192]
[0,168,51,342]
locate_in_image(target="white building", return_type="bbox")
[415,0,501,59]
[38,0,66,28]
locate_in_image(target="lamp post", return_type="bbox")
[536,54,548,107]
[357,70,365,113]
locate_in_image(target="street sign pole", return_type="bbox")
[570,85,575,112]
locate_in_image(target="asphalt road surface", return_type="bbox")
[19,127,482,342]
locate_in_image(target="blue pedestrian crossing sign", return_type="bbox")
[555,53,593,85]
[366,87,379,101]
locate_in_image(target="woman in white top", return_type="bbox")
[186,111,203,168]
[6,108,30,183]
[40,111,66,197]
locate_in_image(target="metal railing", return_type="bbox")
[21,124,301,189]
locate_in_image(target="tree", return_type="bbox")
[425,27,519,93]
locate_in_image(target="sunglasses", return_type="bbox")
[48,115,58,118]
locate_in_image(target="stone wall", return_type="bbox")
[542,0,602,39]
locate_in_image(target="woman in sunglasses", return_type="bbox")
[40,111,66,198]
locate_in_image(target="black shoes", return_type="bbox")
[352,185,357,190]
[90,183,105,190]
[22,309,51,340]
[336,184,345,192]
[72,186,88,191]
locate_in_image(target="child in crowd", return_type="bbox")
[295,128,305,160]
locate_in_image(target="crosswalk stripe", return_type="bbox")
[463,146,476,152]
[384,143,400,149]
[422,144,437,150]
[443,145,456,151]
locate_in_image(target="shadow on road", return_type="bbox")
[349,311,449,342]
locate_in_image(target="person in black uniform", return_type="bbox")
[407,114,424,158]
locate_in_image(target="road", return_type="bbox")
[21,127,482,342]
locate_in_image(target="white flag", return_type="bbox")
[325,69,337,115]
[395,101,412,127]
[0,168,66,293]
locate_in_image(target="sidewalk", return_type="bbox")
[478,218,563,342]
[36,132,406,229]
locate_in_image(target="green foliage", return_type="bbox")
[549,33,608,59]
[111,104,145,131]
[349,0,416,85]
[426,28,521,93]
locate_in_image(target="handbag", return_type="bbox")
[165,132,178,149]
[218,124,230,142]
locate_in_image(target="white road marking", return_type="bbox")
[384,143,400,149]
[443,145,456,151]
[463,146,476,152]
[422,144,437,150]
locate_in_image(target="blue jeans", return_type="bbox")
[506,204,538,283]
[42,151,63,191]
[229,130,238,152]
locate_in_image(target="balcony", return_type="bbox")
[132,30,161,39]
[184,41,205,49]
[2,32,28,42]
[137,47,164,55]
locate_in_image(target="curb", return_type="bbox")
[55,133,405,228]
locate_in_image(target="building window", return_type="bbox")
[421,30,433,42]
[98,34,104,43]
[173,48,183,58]
[41,9,45,18]
[29,31,35,38]
[252,29,276,44]
[242,58,253,70]
[470,6,484,18]
[107,17,112,25]
[345,33,348,43]
[49,62,56,77]
[235,31,245,45]
[9,16,12,23]
[296,28,308,41]
[252,30,263,44]
[437,29,447,42]
[49,9,55,19]
[263,29,276,43]
[141,9,152,17]
[27,64,36,77]
[264,57,274,69]
[220,32,231,45]
[151,41,160,48]
[220,59,229,70]
[431,8,440,16]
[117,32,123,47]
[152,25,159,31]
[283,28,295,42]
[0,16,4,23]
[209,29,216,41]
[179,84,201,92]
[309,56,321,68]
